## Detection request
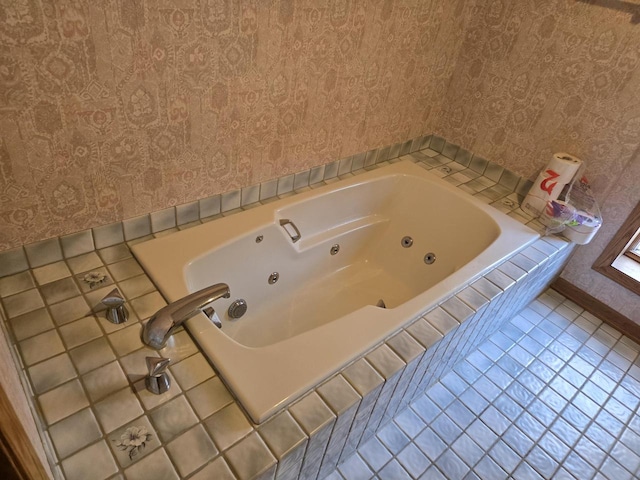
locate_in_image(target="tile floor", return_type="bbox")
[329,289,640,480]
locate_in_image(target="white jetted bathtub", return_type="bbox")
[132,160,539,422]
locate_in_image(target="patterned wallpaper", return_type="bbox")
[0,1,638,318]
[0,0,473,250]
[560,154,640,322]
[433,0,640,322]
[436,0,640,198]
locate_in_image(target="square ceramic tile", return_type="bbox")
[149,395,199,442]
[415,427,448,462]
[28,353,77,394]
[38,379,89,425]
[98,244,131,265]
[108,415,159,467]
[224,432,277,480]
[186,377,234,420]
[150,208,176,233]
[457,288,490,312]
[94,387,145,433]
[0,270,34,298]
[24,237,63,268]
[107,258,144,282]
[9,308,54,341]
[367,344,406,380]
[376,146,390,163]
[317,375,361,416]
[170,353,215,390]
[32,261,71,285]
[69,337,116,374]
[82,361,129,402]
[339,453,375,479]
[377,422,411,455]
[167,425,218,477]
[309,165,325,185]
[118,275,155,300]
[61,230,95,259]
[342,359,384,398]
[50,296,91,326]
[123,215,152,241]
[60,316,103,349]
[199,195,221,219]
[3,288,44,318]
[129,292,166,320]
[108,323,144,356]
[124,447,179,480]
[394,408,427,439]
[499,169,521,190]
[440,297,474,324]
[289,392,336,437]
[277,174,294,195]
[189,456,236,480]
[259,179,278,201]
[241,184,261,205]
[259,411,307,465]
[359,436,393,472]
[19,329,65,366]
[0,247,29,277]
[407,318,443,349]
[176,201,199,226]
[61,440,118,480]
[221,189,241,212]
[40,277,80,305]
[204,403,254,451]
[338,156,353,176]
[67,252,103,275]
[93,223,125,249]
[49,408,102,459]
[396,442,430,478]
[425,307,460,335]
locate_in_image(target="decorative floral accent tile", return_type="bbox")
[76,267,113,292]
[108,416,158,467]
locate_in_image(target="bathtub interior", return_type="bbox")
[184,173,501,348]
[133,160,539,422]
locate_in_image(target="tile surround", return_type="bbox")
[0,135,596,480]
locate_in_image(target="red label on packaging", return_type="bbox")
[540,169,560,194]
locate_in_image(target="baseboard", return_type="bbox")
[552,278,640,345]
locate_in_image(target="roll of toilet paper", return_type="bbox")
[522,153,582,217]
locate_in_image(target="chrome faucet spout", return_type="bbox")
[142,283,230,350]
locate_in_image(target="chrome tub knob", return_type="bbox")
[101,288,129,324]
[145,357,171,395]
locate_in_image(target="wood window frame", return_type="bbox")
[593,201,640,296]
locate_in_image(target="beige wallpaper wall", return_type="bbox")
[0,0,473,250]
[433,1,640,322]
[0,1,638,318]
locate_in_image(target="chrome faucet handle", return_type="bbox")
[145,357,171,395]
[142,283,230,349]
[101,288,129,324]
